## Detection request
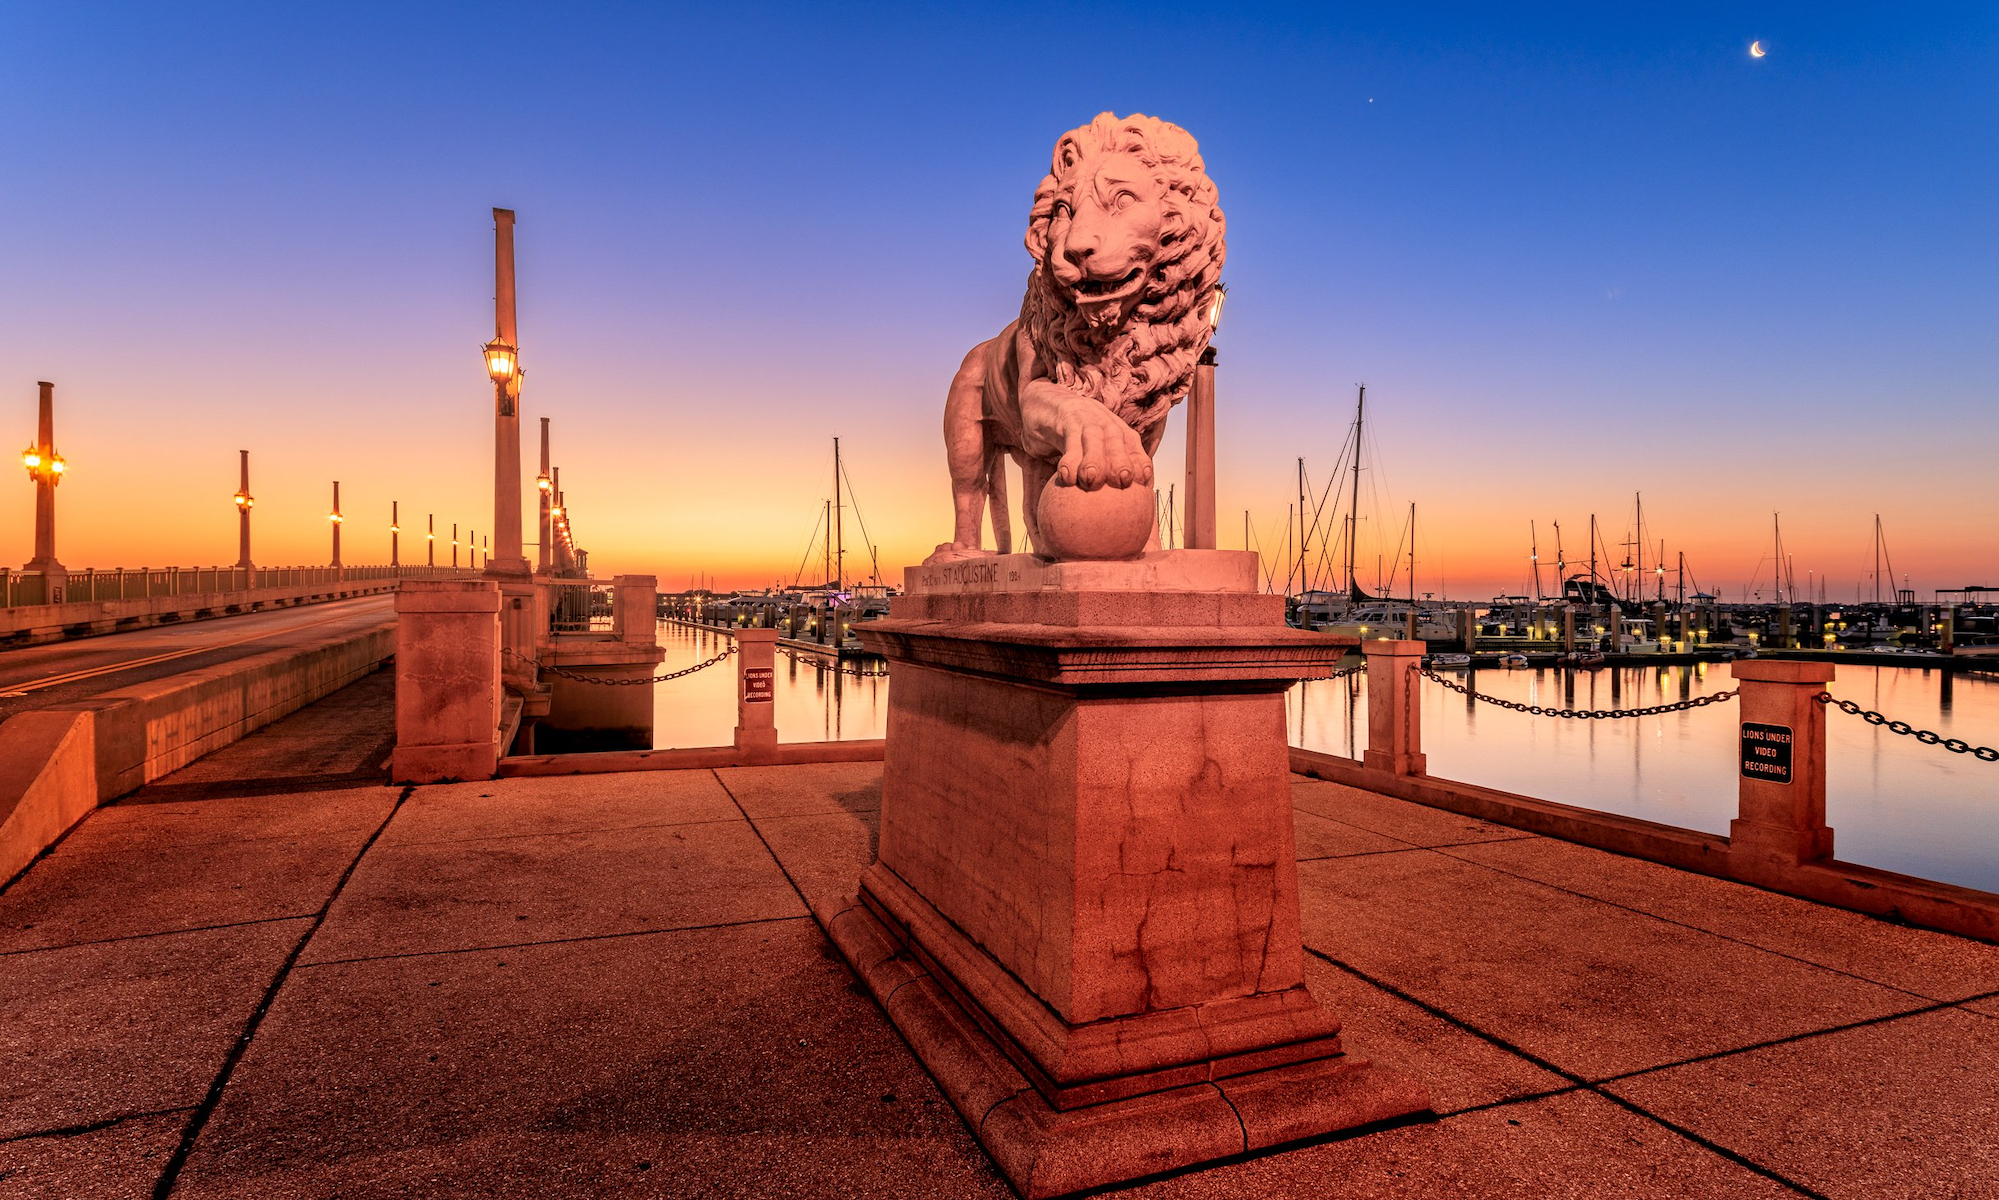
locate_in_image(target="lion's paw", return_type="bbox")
[922,542,999,566]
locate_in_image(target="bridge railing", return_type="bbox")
[0,565,476,609]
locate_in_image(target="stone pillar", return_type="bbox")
[1728,659,1834,885]
[26,382,64,577]
[537,417,553,574]
[1363,639,1427,776]
[612,574,658,647]
[1562,607,1576,652]
[733,628,778,758]
[1459,608,1475,652]
[235,450,253,570]
[392,579,502,783]
[1183,347,1217,550]
[487,208,532,579]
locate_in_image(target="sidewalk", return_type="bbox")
[2,693,1996,1197]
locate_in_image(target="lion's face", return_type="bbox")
[1039,151,1166,308]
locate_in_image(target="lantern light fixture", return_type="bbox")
[483,337,518,384]
[1205,282,1228,332]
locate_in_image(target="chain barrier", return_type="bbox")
[505,644,738,686]
[1816,692,1999,762]
[777,646,890,678]
[1324,664,1366,681]
[1418,667,1738,720]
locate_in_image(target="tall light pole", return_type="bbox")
[329,481,343,568]
[21,381,66,574]
[469,528,477,569]
[483,207,531,580]
[232,450,253,570]
[390,500,400,567]
[452,522,459,568]
[1184,283,1224,551]
[537,416,552,574]
[427,513,435,566]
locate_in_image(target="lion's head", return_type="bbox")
[1022,113,1226,435]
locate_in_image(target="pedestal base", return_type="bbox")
[820,882,1428,1199]
[838,559,1428,1195]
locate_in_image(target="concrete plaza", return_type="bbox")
[2,674,1996,1198]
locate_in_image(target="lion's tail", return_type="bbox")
[986,447,1012,555]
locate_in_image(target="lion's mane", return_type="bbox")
[1020,113,1226,435]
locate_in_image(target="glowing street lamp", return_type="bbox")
[233,450,254,570]
[1204,281,1228,331]
[328,481,344,570]
[483,336,518,385]
[22,381,66,574]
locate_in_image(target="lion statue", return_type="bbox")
[926,112,1226,563]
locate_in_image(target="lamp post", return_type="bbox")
[427,513,435,567]
[452,522,459,569]
[232,450,253,571]
[22,381,66,574]
[1184,283,1225,551]
[469,528,477,569]
[391,500,400,567]
[329,481,343,569]
[537,416,552,574]
[484,207,531,580]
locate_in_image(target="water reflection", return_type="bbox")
[652,621,887,750]
[1289,661,1999,893]
[649,622,1998,893]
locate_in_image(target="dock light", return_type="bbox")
[329,512,343,524]
[1205,283,1229,331]
[550,505,563,518]
[234,490,253,509]
[482,337,518,383]
[536,472,552,493]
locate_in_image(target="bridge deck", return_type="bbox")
[0,594,393,723]
[1,687,1994,1197]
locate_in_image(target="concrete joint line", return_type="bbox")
[291,913,812,970]
[149,783,415,1200]
[0,913,317,959]
[1303,948,1830,1199]
[0,1105,196,1146]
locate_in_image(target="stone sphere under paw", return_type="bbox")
[1035,481,1154,561]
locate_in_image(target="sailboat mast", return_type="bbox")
[1530,521,1542,602]
[1773,513,1782,605]
[1296,458,1306,599]
[1873,513,1882,605]
[833,437,843,591]
[1408,502,1418,639]
[1346,384,1365,598]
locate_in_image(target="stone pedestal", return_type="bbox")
[1362,640,1427,777]
[733,629,778,759]
[392,580,502,783]
[829,550,1428,1198]
[1729,659,1835,884]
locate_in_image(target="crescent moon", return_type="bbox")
[1750,40,1766,57]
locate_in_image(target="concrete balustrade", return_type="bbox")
[0,565,475,645]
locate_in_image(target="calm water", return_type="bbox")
[650,623,1999,892]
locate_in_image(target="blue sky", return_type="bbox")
[2,3,1993,595]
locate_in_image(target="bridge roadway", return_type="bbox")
[0,594,393,723]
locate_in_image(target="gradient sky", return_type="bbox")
[2,3,1993,599]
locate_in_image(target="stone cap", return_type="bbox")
[397,579,501,613]
[1361,639,1427,658]
[903,550,1256,596]
[891,589,1283,629]
[1732,659,1836,684]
